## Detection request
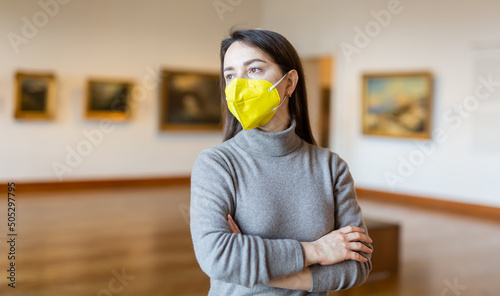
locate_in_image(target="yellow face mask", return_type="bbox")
[225,72,290,130]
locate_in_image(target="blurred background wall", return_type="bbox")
[263,0,500,207]
[0,0,260,182]
[1,0,499,207]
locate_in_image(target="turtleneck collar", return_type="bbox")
[233,120,303,157]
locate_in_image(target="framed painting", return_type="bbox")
[160,70,222,131]
[86,79,133,120]
[362,72,433,139]
[14,72,56,120]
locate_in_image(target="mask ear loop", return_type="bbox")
[271,93,290,111]
[268,71,290,92]
[269,71,291,111]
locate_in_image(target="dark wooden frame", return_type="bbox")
[160,70,222,131]
[85,78,134,121]
[14,72,56,120]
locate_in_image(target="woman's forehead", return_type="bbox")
[224,41,273,68]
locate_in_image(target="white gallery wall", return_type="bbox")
[0,0,261,182]
[2,0,499,208]
[262,0,500,207]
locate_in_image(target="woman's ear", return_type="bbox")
[285,69,299,97]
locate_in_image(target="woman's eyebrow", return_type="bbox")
[223,59,267,72]
[243,58,267,66]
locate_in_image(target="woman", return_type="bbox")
[190,29,373,295]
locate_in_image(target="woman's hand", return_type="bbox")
[227,214,242,234]
[300,226,373,267]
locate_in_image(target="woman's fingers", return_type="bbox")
[338,225,365,234]
[346,232,373,244]
[349,242,373,254]
[227,214,237,233]
[348,251,368,263]
[227,214,242,234]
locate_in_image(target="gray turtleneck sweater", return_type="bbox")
[190,121,372,295]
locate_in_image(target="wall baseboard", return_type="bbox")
[1,176,191,193]
[356,187,500,222]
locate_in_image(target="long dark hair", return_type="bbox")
[219,29,316,145]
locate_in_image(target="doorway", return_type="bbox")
[302,56,333,148]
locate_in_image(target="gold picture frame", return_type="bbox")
[14,72,56,120]
[160,70,222,131]
[85,79,133,120]
[362,72,433,139]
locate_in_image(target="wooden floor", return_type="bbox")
[1,185,499,296]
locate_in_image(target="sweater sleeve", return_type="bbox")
[189,149,305,288]
[308,154,372,292]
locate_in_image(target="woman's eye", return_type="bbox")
[225,74,234,81]
[249,67,261,74]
